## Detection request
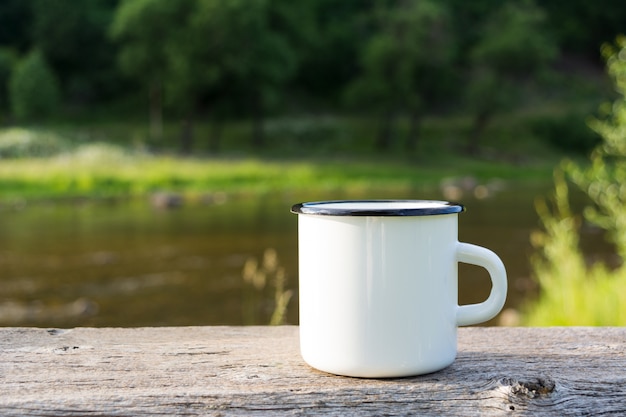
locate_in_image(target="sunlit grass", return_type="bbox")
[523,173,626,326]
[521,38,626,326]
[0,119,561,202]
[0,150,555,202]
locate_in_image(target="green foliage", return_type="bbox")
[524,37,626,326]
[345,0,456,150]
[468,0,556,109]
[465,1,557,151]
[0,0,623,155]
[31,0,120,102]
[263,117,353,153]
[110,0,171,82]
[183,0,297,116]
[465,68,512,116]
[9,50,61,122]
[470,1,556,76]
[0,48,16,113]
[530,112,602,154]
[568,36,626,259]
[287,0,365,104]
[346,0,455,110]
[0,128,67,158]
[112,0,296,114]
[525,172,626,325]
[111,0,298,149]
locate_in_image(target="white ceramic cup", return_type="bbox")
[291,200,507,378]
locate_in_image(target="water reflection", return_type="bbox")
[0,183,600,327]
[0,194,300,327]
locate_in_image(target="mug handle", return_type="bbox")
[456,242,508,326]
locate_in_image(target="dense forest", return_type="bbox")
[0,0,625,154]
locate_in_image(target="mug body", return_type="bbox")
[295,201,462,378]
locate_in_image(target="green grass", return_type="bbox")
[0,147,559,203]
[0,114,570,202]
[523,174,626,325]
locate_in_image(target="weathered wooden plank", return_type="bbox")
[1,327,625,416]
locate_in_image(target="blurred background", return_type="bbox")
[1,0,625,328]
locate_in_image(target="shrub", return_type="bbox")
[525,173,626,325]
[9,50,61,122]
[524,36,626,325]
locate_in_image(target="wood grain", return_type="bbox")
[1,326,625,416]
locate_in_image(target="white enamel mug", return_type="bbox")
[291,200,507,378]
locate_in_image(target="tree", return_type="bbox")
[288,0,367,106]
[9,50,61,122]
[178,0,296,150]
[31,0,121,104]
[0,48,16,121]
[345,0,456,151]
[110,0,181,143]
[111,0,297,153]
[465,0,556,154]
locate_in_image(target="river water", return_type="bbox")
[0,181,607,327]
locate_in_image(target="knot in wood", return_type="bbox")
[503,377,556,399]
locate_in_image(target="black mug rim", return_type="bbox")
[290,200,464,217]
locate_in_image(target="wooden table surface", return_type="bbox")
[1,326,625,416]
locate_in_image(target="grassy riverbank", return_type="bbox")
[0,148,559,203]
[0,115,581,203]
